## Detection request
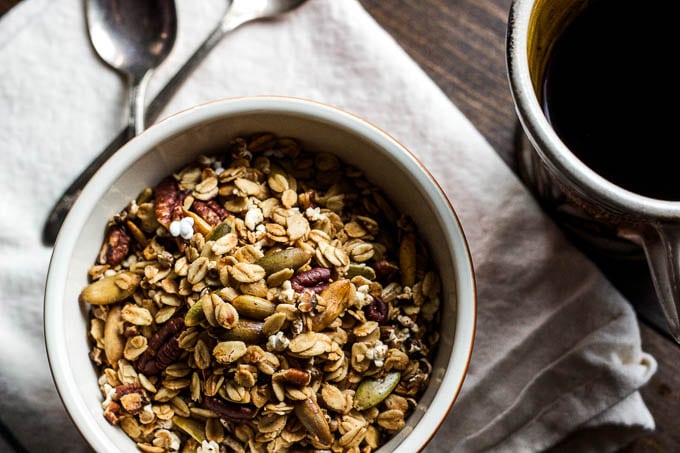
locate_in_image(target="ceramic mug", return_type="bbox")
[507,0,680,342]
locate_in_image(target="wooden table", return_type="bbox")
[1,0,678,451]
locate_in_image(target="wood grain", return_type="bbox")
[360,0,518,166]
[1,0,678,451]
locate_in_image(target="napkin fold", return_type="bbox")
[0,0,657,452]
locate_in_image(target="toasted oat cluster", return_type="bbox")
[81,133,441,453]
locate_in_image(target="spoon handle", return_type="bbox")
[145,22,229,125]
[41,125,134,245]
[42,11,242,246]
[130,72,153,135]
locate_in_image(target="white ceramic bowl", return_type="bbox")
[45,96,476,452]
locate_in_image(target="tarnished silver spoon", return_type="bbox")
[87,0,177,135]
[43,0,309,246]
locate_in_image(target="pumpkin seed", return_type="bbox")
[218,320,264,343]
[184,300,205,327]
[79,272,140,305]
[354,372,401,411]
[346,263,376,280]
[173,416,206,443]
[255,248,311,275]
[232,295,276,320]
[206,219,232,241]
[266,267,294,288]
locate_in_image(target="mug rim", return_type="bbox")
[507,0,680,221]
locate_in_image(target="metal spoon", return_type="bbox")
[87,0,177,135]
[43,0,309,246]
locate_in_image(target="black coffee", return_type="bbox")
[542,0,679,200]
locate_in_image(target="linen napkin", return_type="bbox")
[0,0,657,452]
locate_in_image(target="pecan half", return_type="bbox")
[136,353,160,376]
[192,200,226,226]
[137,317,185,375]
[204,396,256,422]
[154,177,182,228]
[154,334,183,370]
[98,225,131,266]
[291,267,331,294]
[373,260,400,282]
[148,317,185,352]
[207,200,229,220]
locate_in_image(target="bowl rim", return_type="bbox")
[44,95,476,452]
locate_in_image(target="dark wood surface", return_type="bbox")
[0,0,17,14]
[1,0,678,451]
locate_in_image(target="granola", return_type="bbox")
[81,133,442,452]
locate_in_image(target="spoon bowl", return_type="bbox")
[86,0,177,134]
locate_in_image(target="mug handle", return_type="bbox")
[621,224,680,342]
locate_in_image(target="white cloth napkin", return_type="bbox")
[0,0,657,452]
